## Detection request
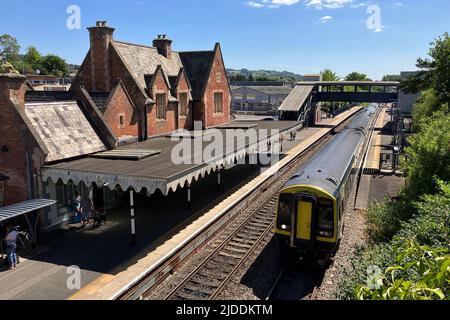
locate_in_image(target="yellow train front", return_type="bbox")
[274,106,377,264]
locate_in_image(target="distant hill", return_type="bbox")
[226,68,304,83]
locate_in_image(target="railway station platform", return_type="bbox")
[0,107,362,300]
[355,106,397,210]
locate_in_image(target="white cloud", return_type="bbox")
[272,0,301,5]
[306,0,355,9]
[246,1,264,8]
[246,0,301,8]
[350,2,367,9]
[246,0,358,10]
[320,15,333,22]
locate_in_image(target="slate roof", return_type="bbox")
[179,51,214,100]
[89,92,111,113]
[25,101,107,162]
[278,85,315,112]
[113,41,184,93]
[25,91,76,102]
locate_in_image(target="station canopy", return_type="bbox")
[42,121,302,196]
[0,199,57,223]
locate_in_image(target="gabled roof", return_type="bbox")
[113,41,183,95]
[179,50,215,100]
[169,68,193,101]
[25,101,107,162]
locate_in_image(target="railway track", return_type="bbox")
[165,198,278,300]
[119,114,358,301]
[159,130,343,300]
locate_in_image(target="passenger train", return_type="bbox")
[274,105,378,264]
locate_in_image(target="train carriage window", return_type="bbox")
[277,194,293,231]
[318,198,334,238]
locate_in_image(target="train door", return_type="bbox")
[292,194,317,247]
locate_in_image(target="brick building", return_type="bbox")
[72,21,231,142]
[0,21,232,229]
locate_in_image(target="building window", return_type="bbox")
[156,93,167,120]
[119,115,125,128]
[246,94,256,100]
[179,92,188,117]
[214,92,224,114]
[234,94,243,100]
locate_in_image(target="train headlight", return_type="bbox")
[281,224,288,230]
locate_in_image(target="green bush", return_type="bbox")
[337,244,396,300]
[339,181,450,300]
[355,240,450,300]
[397,180,450,249]
[401,111,450,201]
[366,197,411,243]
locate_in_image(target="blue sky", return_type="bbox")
[1,0,449,79]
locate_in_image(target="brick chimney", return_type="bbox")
[153,34,172,59]
[87,21,115,91]
[0,74,26,110]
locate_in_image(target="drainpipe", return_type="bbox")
[144,98,152,141]
[26,151,34,200]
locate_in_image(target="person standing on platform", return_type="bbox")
[4,226,17,270]
[72,192,82,222]
[81,196,94,228]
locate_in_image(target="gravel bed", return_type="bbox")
[314,174,405,300]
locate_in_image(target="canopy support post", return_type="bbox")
[187,184,192,210]
[217,168,221,192]
[130,189,136,245]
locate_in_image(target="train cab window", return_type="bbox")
[277,194,293,231]
[317,198,334,238]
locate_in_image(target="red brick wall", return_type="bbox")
[0,76,46,205]
[203,47,231,128]
[73,43,148,140]
[71,53,93,92]
[103,83,139,138]
[88,26,114,92]
[148,70,177,137]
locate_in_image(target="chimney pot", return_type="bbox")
[153,35,172,59]
[95,21,108,27]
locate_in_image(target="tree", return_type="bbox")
[0,61,19,74]
[24,46,42,73]
[0,34,20,64]
[401,32,450,105]
[345,72,371,81]
[411,89,446,130]
[321,69,340,81]
[40,54,69,77]
[382,74,401,82]
[401,111,450,200]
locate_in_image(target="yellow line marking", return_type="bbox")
[67,274,115,300]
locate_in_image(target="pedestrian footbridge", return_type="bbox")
[279,81,399,123]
